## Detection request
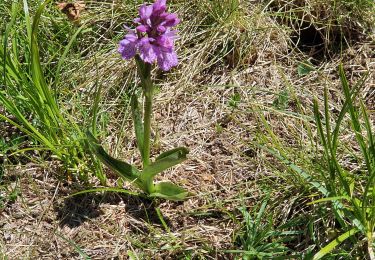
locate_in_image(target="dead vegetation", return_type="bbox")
[268,0,374,60]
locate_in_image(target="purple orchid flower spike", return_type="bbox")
[118,0,180,71]
[118,32,138,59]
[153,0,166,14]
[93,0,189,202]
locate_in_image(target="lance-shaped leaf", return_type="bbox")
[313,228,359,260]
[140,147,188,181]
[149,182,188,201]
[131,94,144,158]
[86,131,145,190]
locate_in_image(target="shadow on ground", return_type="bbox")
[53,189,174,228]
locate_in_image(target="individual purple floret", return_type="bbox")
[118,0,180,71]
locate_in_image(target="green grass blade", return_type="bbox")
[91,57,102,136]
[55,231,91,260]
[260,144,329,196]
[29,0,66,132]
[332,72,369,152]
[359,100,375,219]
[67,187,141,198]
[260,144,366,232]
[339,65,370,171]
[155,207,171,232]
[22,0,31,43]
[313,98,333,185]
[323,88,333,153]
[53,25,85,91]
[313,228,359,260]
[0,97,61,156]
[2,2,20,84]
[255,194,269,227]
[307,196,350,205]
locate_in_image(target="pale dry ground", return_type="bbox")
[0,1,374,259]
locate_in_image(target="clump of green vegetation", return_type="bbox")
[0,2,104,182]
[229,195,300,259]
[256,66,375,258]
[311,66,374,259]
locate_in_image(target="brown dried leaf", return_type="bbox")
[57,1,85,21]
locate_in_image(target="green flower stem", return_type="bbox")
[135,56,154,193]
[143,81,153,168]
[143,85,154,194]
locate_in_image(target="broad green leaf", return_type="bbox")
[140,147,189,181]
[149,182,188,201]
[156,147,189,161]
[131,94,144,158]
[86,132,144,190]
[313,228,359,260]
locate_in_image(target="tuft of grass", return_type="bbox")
[256,65,374,258]
[229,195,300,259]
[0,1,105,183]
[310,65,374,259]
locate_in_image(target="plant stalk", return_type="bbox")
[135,56,154,193]
[143,82,153,168]
[142,70,154,194]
